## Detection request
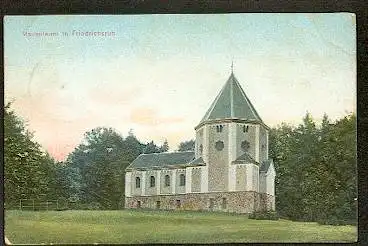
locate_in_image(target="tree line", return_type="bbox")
[4,103,356,224]
[269,113,356,224]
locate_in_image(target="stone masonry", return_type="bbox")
[125,191,274,213]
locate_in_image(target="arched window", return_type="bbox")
[150,176,155,187]
[216,125,224,133]
[179,174,186,186]
[199,144,203,154]
[164,175,170,187]
[135,177,141,188]
[243,125,249,133]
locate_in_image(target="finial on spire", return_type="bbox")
[231,60,234,74]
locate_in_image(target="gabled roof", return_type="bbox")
[197,73,263,127]
[232,152,259,165]
[188,157,205,165]
[126,151,196,170]
[259,159,273,172]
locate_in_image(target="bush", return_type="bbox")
[248,211,279,220]
[316,217,357,226]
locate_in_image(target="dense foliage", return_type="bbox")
[63,128,169,209]
[4,103,60,206]
[177,139,195,151]
[248,211,279,220]
[269,113,356,224]
[4,104,168,210]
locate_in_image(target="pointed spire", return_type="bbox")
[197,73,263,128]
[231,60,234,74]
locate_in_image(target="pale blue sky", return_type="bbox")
[4,14,356,160]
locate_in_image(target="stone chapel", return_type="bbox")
[124,71,276,213]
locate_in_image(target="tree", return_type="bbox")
[159,139,169,152]
[177,139,195,151]
[269,112,357,224]
[65,127,145,209]
[4,103,57,204]
[143,141,162,154]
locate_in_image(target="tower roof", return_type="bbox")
[197,73,264,127]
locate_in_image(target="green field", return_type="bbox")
[5,210,357,244]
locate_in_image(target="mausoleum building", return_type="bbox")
[124,71,276,213]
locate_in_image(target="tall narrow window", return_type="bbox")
[135,177,141,188]
[199,144,203,155]
[156,201,161,209]
[243,125,249,133]
[179,174,186,186]
[222,198,227,209]
[216,125,223,133]
[150,176,155,187]
[137,201,141,208]
[164,175,170,187]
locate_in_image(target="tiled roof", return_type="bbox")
[188,157,205,165]
[198,73,263,126]
[232,152,259,165]
[126,151,196,170]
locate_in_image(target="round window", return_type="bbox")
[241,140,250,151]
[215,141,224,151]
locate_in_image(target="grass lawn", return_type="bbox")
[5,209,357,244]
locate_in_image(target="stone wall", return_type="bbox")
[131,171,143,196]
[208,123,229,192]
[235,165,247,191]
[252,165,259,192]
[195,128,204,159]
[125,191,275,214]
[191,167,202,192]
[160,169,172,194]
[175,169,186,194]
[236,123,256,161]
[259,126,268,163]
[259,172,266,193]
[145,170,158,196]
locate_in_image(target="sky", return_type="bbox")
[4,14,356,161]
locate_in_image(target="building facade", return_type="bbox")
[125,72,276,213]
